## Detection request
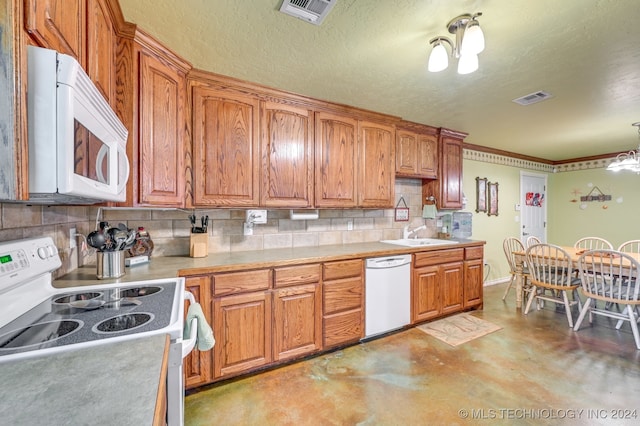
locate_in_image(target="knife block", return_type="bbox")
[189,233,209,258]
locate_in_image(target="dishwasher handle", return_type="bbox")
[366,255,412,269]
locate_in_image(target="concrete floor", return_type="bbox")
[184,283,640,425]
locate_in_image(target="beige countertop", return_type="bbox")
[55,239,484,288]
[0,334,168,426]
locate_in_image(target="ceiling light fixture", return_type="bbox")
[606,122,640,173]
[427,12,484,74]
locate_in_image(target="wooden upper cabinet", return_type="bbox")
[86,0,114,104]
[416,133,438,178]
[396,123,438,179]
[315,112,358,208]
[439,134,464,209]
[315,112,395,208]
[261,102,314,208]
[137,47,186,206]
[423,128,467,210]
[192,86,260,207]
[25,0,87,66]
[358,121,395,208]
[25,0,116,104]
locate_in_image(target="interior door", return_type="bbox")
[520,172,547,243]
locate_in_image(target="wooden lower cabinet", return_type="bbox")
[183,276,212,389]
[412,248,466,323]
[464,247,484,308]
[322,259,364,348]
[273,283,322,362]
[211,264,322,381]
[412,264,441,322]
[412,261,464,322]
[214,291,272,379]
[182,245,482,388]
[441,261,465,314]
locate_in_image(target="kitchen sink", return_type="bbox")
[380,238,459,247]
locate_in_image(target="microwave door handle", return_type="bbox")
[96,144,130,194]
[96,145,109,184]
[117,144,130,195]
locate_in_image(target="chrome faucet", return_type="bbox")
[403,224,426,239]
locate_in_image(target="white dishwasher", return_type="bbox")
[365,254,412,338]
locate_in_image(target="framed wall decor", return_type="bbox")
[475,177,487,213]
[394,196,409,221]
[488,181,499,216]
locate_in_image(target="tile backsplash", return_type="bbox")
[0,179,437,278]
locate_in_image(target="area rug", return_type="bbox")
[417,313,502,347]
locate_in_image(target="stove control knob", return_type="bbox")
[37,247,48,259]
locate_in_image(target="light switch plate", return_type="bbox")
[246,209,267,224]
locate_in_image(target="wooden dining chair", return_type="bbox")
[574,250,640,350]
[525,235,542,248]
[525,243,582,327]
[574,237,613,251]
[618,240,640,254]
[502,237,530,301]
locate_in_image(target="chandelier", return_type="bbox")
[427,12,485,74]
[606,123,640,173]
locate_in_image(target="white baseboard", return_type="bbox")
[483,277,510,287]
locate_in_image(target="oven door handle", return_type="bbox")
[182,291,198,358]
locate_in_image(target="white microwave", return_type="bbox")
[27,46,129,204]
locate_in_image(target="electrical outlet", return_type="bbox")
[69,228,77,249]
[347,219,354,231]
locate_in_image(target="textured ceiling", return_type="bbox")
[118,0,640,162]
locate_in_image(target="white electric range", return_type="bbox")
[0,237,196,426]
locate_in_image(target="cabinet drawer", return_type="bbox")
[323,259,363,280]
[323,309,363,347]
[414,248,464,268]
[274,264,320,288]
[465,246,484,260]
[213,269,272,296]
[323,277,363,315]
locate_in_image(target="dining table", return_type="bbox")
[511,245,640,309]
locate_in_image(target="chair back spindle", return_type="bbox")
[618,240,640,254]
[574,237,613,251]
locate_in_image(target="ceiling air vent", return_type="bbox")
[512,91,554,106]
[279,0,336,25]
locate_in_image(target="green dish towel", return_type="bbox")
[184,302,215,351]
[422,204,437,219]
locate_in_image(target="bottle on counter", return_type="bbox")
[127,227,154,258]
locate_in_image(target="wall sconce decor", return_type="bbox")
[488,181,499,216]
[606,122,640,173]
[475,177,487,213]
[428,12,485,74]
